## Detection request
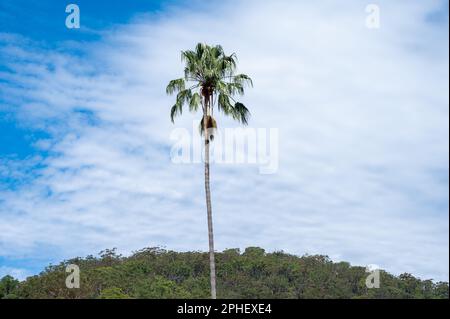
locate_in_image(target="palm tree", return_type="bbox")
[166,43,253,299]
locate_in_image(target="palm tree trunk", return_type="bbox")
[203,112,217,299]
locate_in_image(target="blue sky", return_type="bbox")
[0,0,449,282]
[0,0,175,40]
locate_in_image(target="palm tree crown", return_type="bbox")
[167,43,253,134]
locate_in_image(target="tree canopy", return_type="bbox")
[167,43,253,136]
[1,247,448,299]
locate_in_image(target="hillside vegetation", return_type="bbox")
[1,247,448,299]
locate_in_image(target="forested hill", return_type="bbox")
[1,247,448,299]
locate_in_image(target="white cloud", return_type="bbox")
[0,266,32,281]
[0,0,448,281]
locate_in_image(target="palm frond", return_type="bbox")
[166,78,185,95]
[233,74,253,87]
[226,82,245,96]
[170,89,192,122]
[234,102,250,125]
[177,89,192,106]
[217,92,233,114]
[189,92,201,112]
[170,101,182,123]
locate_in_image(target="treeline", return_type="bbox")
[1,247,448,299]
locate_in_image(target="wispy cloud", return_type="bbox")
[0,0,448,281]
[0,266,31,281]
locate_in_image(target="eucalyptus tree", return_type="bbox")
[167,43,253,299]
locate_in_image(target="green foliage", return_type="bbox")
[133,276,191,298]
[99,287,130,299]
[167,43,253,127]
[0,275,19,299]
[2,247,448,299]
